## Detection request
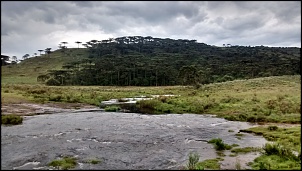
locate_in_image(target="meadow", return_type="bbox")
[2,75,300,124]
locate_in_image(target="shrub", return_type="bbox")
[136,99,161,114]
[262,142,281,155]
[246,115,256,122]
[48,156,77,170]
[235,157,241,170]
[186,152,200,170]
[86,158,101,164]
[2,115,23,125]
[195,158,220,170]
[262,142,299,161]
[224,115,238,121]
[48,95,62,102]
[208,138,232,151]
[104,105,120,112]
[46,78,61,86]
[220,96,241,103]
[267,125,278,131]
[231,147,260,154]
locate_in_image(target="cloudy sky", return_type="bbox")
[1,1,301,60]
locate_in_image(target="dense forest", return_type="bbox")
[36,36,300,86]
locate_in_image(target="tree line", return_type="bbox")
[35,36,300,87]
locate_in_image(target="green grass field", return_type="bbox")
[1,75,300,124]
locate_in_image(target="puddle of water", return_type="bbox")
[1,111,267,170]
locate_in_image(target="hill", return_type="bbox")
[1,48,88,84]
[1,36,300,85]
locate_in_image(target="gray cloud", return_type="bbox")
[1,1,300,60]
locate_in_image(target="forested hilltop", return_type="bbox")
[33,36,300,86]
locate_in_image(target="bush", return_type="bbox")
[86,158,101,164]
[48,95,63,102]
[48,156,77,170]
[268,125,278,131]
[208,138,232,151]
[262,142,299,161]
[262,143,281,155]
[136,99,161,114]
[104,105,120,112]
[2,115,23,125]
[186,152,201,170]
[46,78,61,86]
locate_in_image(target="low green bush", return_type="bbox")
[268,125,278,131]
[1,115,23,125]
[186,152,202,170]
[86,158,101,164]
[104,105,120,112]
[48,156,77,170]
[262,143,299,161]
[208,138,232,151]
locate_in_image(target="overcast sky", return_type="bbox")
[1,1,301,60]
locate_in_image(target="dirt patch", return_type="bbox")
[1,102,98,116]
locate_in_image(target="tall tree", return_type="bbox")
[22,54,30,60]
[11,56,17,62]
[45,48,52,57]
[75,41,82,49]
[1,55,10,66]
[61,42,68,49]
[38,50,43,55]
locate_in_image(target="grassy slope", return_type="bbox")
[1,48,88,84]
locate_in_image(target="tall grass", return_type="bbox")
[186,152,201,170]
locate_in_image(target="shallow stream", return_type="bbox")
[1,111,267,170]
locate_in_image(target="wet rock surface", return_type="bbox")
[1,103,100,116]
[1,111,267,170]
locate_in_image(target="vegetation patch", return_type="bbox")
[1,115,23,125]
[196,158,221,170]
[242,125,301,170]
[1,75,300,124]
[240,126,301,151]
[249,143,301,170]
[208,138,233,151]
[186,152,203,170]
[85,158,101,164]
[234,133,244,136]
[104,105,120,112]
[231,147,260,154]
[48,156,77,170]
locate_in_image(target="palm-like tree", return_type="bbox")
[75,41,82,49]
[45,48,52,57]
[82,44,88,48]
[22,54,30,60]
[12,56,17,62]
[61,42,68,49]
[11,56,18,64]
[38,50,43,55]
